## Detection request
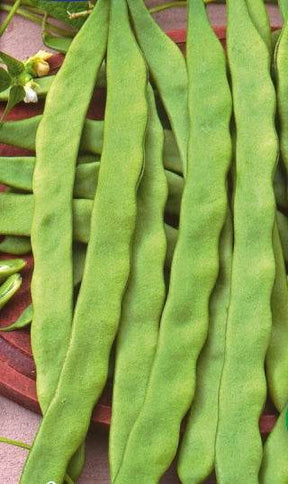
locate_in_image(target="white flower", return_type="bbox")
[23,83,38,103]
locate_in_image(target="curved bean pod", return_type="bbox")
[266,223,288,412]
[260,407,288,483]
[0,236,32,255]
[110,85,167,479]
[0,304,33,331]
[277,210,288,264]
[245,0,272,52]
[127,0,189,174]
[20,0,148,481]
[0,115,104,155]
[114,0,231,481]
[215,1,278,482]
[0,273,22,310]
[27,1,109,479]
[178,214,233,483]
[0,258,25,282]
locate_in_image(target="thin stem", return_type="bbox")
[0,437,75,484]
[149,0,217,14]
[0,0,21,36]
[0,436,31,451]
[0,3,75,37]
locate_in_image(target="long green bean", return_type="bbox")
[27,0,109,480]
[110,85,167,479]
[127,0,189,174]
[114,0,231,480]
[178,213,233,482]
[20,0,148,480]
[215,0,278,481]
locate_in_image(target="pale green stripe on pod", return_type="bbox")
[110,85,168,479]
[114,0,232,481]
[127,0,189,175]
[20,0,148,480]
[216,0,278,482]
[178,214,233,483]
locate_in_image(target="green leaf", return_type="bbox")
[43,31,73,54]
[0,85,25,123]
[28,0,87,29]
[0,51,25,77]
[0,68,11,93]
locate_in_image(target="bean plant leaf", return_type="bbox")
[1,85,25,123]
[28,0,89,29]
[0,68,11,93]
[43,32,73,54]
[0,52,25,77]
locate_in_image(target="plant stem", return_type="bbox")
[0,3,75,37]
[149,1,187,14]
[0,0,21,36]
[0,437,74,483]
[0,436,31,451]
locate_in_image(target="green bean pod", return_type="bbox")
[0,115,104,155]
[215,0,278,482]
[279,0,288,21]
[0,273,22,310]
[260,407,288,483]
[127,0,189,174]
[178,214,233,482]
[20,0,148,481]
[27,0,109,480]
[0,236,32,255]
[266,223,288,412]
[110,85,168,479]
[277,210,288,265]
[0,258,26,282]
[114,0,231,481]
[0,304,33,331]
[245,0,272,52]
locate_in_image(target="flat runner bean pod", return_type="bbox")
[178,214,233,483]
[275,14,288,179]
[0,115,104,155]
[215,1,278,482]
[28,2,109,479]
[0,304,33,331]
[127,0,189,174]
[245,0,272,52]
[0,156,183,210]
[114,0,232,481]
[260,406,288,483]
[0,236,32,255]
[0,241,87,332]
[20,0,148,481]
[277,210,288,264]
[0,258,25,282]
[110,85,167,479]
[266,223,288,412]
[0,273,22,310]
[279,0,288,20]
